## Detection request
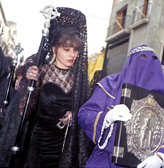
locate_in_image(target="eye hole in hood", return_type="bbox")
[152,55,158,60]
[140,54,148,58]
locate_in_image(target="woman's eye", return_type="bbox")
[140,54,148,58]
[152,56,158,60]
[64,48,69,51]
[74,49,79,52]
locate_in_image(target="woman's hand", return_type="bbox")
[59,111,72,125]
[26,66,40,81]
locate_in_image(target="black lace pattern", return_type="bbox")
[42,64,74,93]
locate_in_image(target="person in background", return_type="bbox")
[88,70,107,97]
[6,56,13,72]
[78,45,164,168]
[0,47,15,129]
[0,60,27,167]
[0,47,10,114]
[14,65,25,90]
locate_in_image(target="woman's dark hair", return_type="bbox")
[50,26,82,53]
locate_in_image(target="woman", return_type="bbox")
[0,7,89,168]
[25,7,89,168]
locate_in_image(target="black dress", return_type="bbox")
[28,64,73,167]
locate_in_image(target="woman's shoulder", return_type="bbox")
[41,63,53,71]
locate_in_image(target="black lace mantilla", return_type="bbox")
[42,64,74,93]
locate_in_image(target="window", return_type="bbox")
[142,0,149,19]
[115,6,127,33]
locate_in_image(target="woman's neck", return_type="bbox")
[54,61,70,70]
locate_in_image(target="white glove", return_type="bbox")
[157,152,164,166]
[105,104,131,127]
[137,153,164,168]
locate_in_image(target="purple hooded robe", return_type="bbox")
[78,45,164,168]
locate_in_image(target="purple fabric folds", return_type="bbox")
[78,45,164,168]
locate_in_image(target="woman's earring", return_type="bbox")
[53,53,56,60]
[49,53,56,64]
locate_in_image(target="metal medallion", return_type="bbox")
[124,94,164,161]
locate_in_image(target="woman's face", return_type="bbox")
[52,44,79,69]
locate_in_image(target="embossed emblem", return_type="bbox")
[148,97,153,105]
[124,94,164,161]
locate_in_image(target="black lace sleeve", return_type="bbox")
[18,54,44,118]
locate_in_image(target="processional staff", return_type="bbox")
[3,43,24,110]
[9,4,60,167]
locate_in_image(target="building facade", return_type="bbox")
[103,0,164,75]
[0,1,17,57]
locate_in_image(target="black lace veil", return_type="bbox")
[50,7,89,167]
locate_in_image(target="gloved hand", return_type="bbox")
[137,153,164,168]
[105,104,131,126]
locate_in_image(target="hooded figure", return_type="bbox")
[78,45,164,168]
